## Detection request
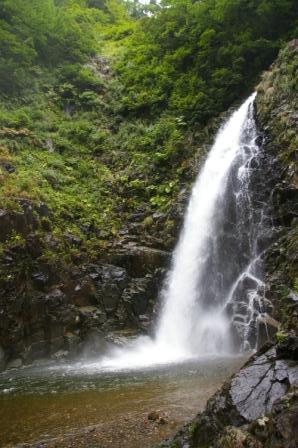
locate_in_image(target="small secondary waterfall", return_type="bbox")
[96,93,268,370]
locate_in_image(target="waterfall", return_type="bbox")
[94,93,267,370]
[155,92,262,356]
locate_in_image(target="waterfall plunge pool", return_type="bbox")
[0,356,246,447]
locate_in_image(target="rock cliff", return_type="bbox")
[0,228,170,368]
[157,40,298,448]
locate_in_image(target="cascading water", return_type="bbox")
[155,93,261,357]
[93,93,269,370]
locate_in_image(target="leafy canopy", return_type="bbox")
[117,0,298,123]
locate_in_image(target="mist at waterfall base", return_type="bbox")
[85,93,267,371]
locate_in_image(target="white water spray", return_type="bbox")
[155,93,258,356]
[91,93,266,370]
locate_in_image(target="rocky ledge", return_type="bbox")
[0,203,170,370]
[158,335,298,448]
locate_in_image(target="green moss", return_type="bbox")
[276,330,288,343]
[189,421,198,435]
[257,41,298,335]
[256,42,298,164]
[143,216,153,228]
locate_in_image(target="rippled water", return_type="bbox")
[0,356,245,447]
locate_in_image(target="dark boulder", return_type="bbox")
[109,245,170,277]
[158,341,298,448]
[0,200,49,243]
[97,264,128,313]
[277,333,298,361]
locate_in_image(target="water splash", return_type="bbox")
[92,93,267,370]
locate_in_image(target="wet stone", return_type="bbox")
[31,272,49,289]
[230,346,298,422]
[230,362,273,421]
[275,360,289,382]
[267,381,288,409]
[276,334,298,360]
[288,365,298,386]
[52,350,69,360]
[6,358,23,369]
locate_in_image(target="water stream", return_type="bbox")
[92,92,266,370]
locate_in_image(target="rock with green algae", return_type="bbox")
[255,39,298,335]
[256,39,298,167]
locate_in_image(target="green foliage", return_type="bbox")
[8,231,26,246]
[0,0,98,93]
[0,0,297,263]
[276,330,288,343]
[0,108,32,129]
[59,64,103,92]
[189,421,198,435]
[118,0,298,123]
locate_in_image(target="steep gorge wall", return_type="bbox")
[256,40,298,336]
[158,40,298,448]
[0,214,170,369]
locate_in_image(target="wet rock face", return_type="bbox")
[229,347,295,422]
[0,200,47,243]
[109,245,169,277]
[96,265,128,313]
[0,190,172,371]
[207,344,297,427]
[0,245,169,369]
[277,333,298,361]
[254,41,298,337]
[262,391,298,447]
[158,340,298,448]
[219,133,284,352]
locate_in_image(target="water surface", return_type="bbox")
[0,356,245,447]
